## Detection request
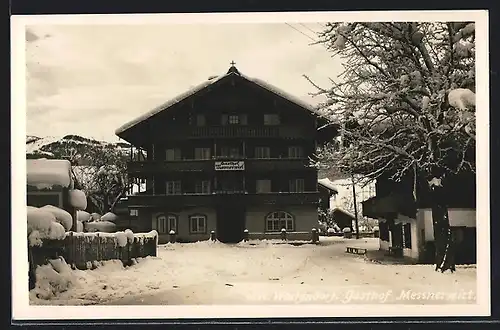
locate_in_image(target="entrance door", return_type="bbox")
[216,202,246,243]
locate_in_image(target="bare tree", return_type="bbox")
[71,145,129,214]
[307,22,476,272]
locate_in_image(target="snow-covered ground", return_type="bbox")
[30,237,476,306]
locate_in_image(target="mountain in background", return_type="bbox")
[26,134,131,164]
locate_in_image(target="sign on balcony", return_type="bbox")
[215,160,245,171]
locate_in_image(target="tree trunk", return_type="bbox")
[109,188,126,213]
[430,181,456,273]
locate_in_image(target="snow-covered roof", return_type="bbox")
[27,159,72,189]
[317,178,338,194]
[115,67,320,136]
[331,207,356,219]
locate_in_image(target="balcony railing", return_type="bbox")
[158,125,315,140]
[127,158,314,174]
[126,191,320,208]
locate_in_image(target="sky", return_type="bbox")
[25,22,344,142]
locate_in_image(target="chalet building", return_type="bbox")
[362,171,476,264]
[115,64,338,243]
[331,208,355,232]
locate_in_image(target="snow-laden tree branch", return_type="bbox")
[307,22,476,273]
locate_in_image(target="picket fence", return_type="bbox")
[28,232,157,289]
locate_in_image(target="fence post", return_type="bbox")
[169,230,176,244]
[68,232,74,266]
[96,233,100,262]
[280,228,287,241]
[243,229,249,242]
[311,228,319,244]
[210,230,216,241]
[28,243,35,290]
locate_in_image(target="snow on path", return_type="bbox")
[30,238,477,306]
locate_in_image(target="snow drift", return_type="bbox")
[30,256,76,300]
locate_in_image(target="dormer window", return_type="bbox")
[196,114,206,126]
[264,114,280,125]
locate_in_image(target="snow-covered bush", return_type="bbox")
[342,227,352,233]
[27,206,66,246]
[84,220,116,233]
[77,210,91,222]
[327,227,336,234]
[40,205,72,231]
[101,212,117,222]
[30,256,75,300]
[90,213,101,221]
[69,189,87,210]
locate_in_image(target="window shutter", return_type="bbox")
[221,114,228,125]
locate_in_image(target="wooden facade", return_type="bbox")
[116,65,337,243]
[362,171,476,263]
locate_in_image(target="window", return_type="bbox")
[222,114,247,125]
[229,115,239,125]
[403,223,412,249]
[166,181,181,195]
[264,114,280,125]
[195,180,211,194]
[194,147,211,160]
[157,214,177,234]
[196,114,206,126]
[289,179,305,192]
[219,146,240,158]
[256,179,271,193]
[190,215,207,233]
[288,146,304,158]
[255,146,270,159]
[166,148,181,161]
[129,209,139,216]
[266,211,294,232]
[230,147,239,158]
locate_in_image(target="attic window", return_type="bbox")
[228,115,239,125]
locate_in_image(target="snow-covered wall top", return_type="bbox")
[27,159,72,189]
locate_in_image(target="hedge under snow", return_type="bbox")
[100,212,117,222]
[26,159,72,190]
[84,221,117,233]
[69,230,158,247]
[27,206,66,247]
[39,205,72,231]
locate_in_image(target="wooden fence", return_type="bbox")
[29,232,157,289]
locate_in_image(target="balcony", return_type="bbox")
[157,125,315,140]
[127,158,314,175]
[127,160,213,175]
[126,191,320,208]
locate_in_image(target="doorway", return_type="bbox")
[216,202,246,243]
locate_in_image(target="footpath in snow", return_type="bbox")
[30,237,476,306]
